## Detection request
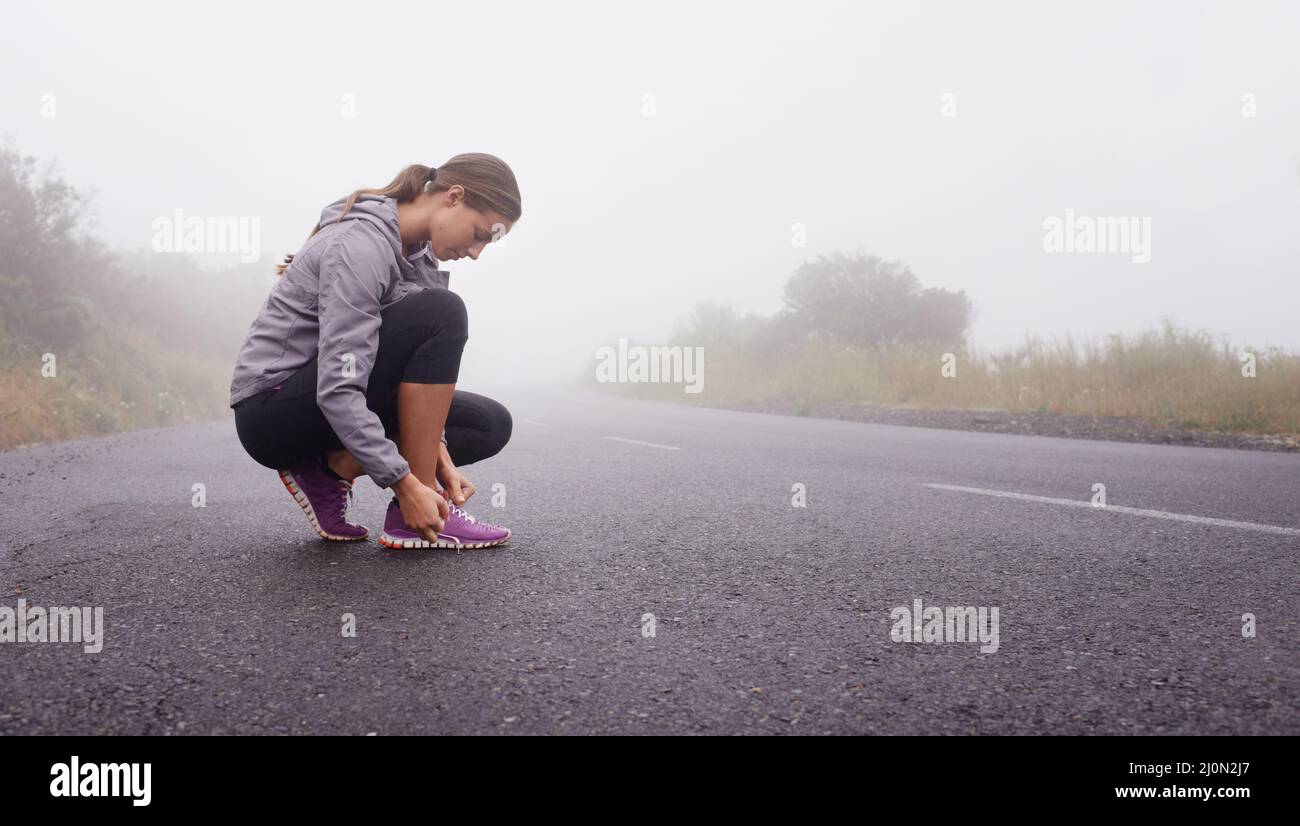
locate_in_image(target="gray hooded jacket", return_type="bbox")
[229,193,450,488]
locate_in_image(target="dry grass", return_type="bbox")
[592,322,1300,436]
[0,328,232,450]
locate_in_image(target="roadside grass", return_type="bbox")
[0,327,231,450]
[589,323,1300,436]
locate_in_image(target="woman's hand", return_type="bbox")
[435,442,476,506]
[392,473,449,543]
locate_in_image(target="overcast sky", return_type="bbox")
[4,0,1297,385]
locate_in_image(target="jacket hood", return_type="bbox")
[318,193,425,276]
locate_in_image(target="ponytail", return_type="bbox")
[274,154,521,277]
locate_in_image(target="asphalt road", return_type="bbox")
[2,385,1296,734]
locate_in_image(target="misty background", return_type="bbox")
[2,0,1298,443]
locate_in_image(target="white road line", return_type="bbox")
[519,418,548,426]
[921,483,1300,537]
[603,436,681,451]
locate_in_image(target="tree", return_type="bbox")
[0,138,103,349]
[781,250,971,348]
[0,135,92,286]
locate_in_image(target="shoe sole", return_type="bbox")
[278,469,369,542]
[377,530,510,551]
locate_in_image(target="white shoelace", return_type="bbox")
[449,503,478,524]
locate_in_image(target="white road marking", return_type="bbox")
[603,436,681,451]
[921,483,1300,537]
[519,418,548,426]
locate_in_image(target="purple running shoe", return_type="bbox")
[277,456,369,541]
[379,495,510,551]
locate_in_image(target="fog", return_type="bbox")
[4,0,1298,389]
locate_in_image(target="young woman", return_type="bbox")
[230,154,521,550]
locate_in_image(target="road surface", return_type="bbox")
[2,386,1296,734]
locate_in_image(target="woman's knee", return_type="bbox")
[490,400,512,453]
[471,396,513,460]
[384,289,470,385]
[398,287,468,337]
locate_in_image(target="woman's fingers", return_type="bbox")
[448,478,467,505]
[400,485,446,543]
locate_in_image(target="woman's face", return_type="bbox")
[427,185,513,262]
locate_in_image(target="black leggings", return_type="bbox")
[233,288,512,474]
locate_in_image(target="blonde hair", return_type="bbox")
[275,153,521,276]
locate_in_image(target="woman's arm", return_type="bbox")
[315,225,412,489]
[314,224,449,541]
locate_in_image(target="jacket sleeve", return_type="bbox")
[316,225,411,489]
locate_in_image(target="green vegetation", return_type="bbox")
[0,137,270,449]
[591,251,1300,436]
